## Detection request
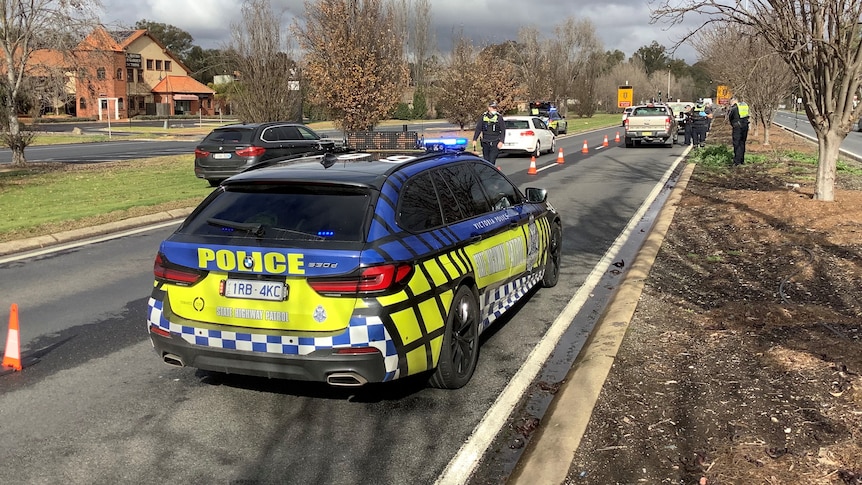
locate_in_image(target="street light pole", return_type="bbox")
[667,69,671,102]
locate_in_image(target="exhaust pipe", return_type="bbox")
[326,372,368,387]
[163,353,185,367]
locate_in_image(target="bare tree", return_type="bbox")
[223,0,300,122]
[1,0,101,166]
[294,0,410,131]
[547,17,604,115]
[435,33,524,130]
[410,0,435,94]
[514,26,552,101]
[652,0,862,201]
[435,34,484,130]
[692,22,795,145]
[596,58,652,109]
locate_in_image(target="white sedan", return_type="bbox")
[501,115,556,157]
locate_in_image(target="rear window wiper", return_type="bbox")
[207,218,265,237]
[206,218,324,241]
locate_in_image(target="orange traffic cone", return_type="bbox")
[556,148,565,164]
[2,303,22,371]
[527,156,537,175]
[581,140,589,153]
[602,134,609,147]
[614,131,620,142]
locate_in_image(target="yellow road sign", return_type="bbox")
[716,85,732,105]
[618,86,633,108]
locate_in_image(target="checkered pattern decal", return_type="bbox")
[147,296,401,381]
[479,271,544,332]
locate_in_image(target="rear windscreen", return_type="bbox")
[202,129,255,144]
[179,185,372,243]
[506,120,529,129]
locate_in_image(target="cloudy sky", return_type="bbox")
[98,0,703,63]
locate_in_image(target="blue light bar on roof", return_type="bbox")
[422,137,468,153]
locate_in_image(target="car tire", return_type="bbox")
[541,221,562,288]
[533,142,541,158]
[429,285,480,389]
[208,179,222,187]
[549,137,556,154]
[625,138,634,148]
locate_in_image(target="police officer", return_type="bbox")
[473,101,506,164]
[682,104,693,146]
[728,96,750,166]
[691,103,709,147]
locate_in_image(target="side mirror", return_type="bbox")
[525,187,548,203]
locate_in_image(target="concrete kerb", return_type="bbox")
[0,208,194,257]
[508,161,697,485]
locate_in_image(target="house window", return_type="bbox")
[127,68,134,82]
[118,98,124,110]
[164,60,171,72]
[138,98,144,110]
[146,59,153,70]
[80,97,87,109]
[97,67,106,80]
[156,60,162,70]
[138,69,144,80]
[116,68,123,80]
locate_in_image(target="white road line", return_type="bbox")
[435,154,686,485]
[0,220,182,264]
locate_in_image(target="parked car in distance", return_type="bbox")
[501,115,556,157]
[148,149,562,389]
[621,107,634,126]
[544,110,568,135]
[194,122,336,186]
[623,103,678,148]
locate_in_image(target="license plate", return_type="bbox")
[213,153,231,159]
[224,279,288,301]
[642,131,652,136]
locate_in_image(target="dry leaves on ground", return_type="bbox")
[567,123,862,485]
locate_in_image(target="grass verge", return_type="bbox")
[0,155,212,242]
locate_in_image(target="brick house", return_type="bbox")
[30,26,214,119]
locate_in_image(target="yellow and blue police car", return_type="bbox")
[147,140,562,389]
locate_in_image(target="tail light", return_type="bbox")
[154,253,207,286]
[520,130,536,136]
[624,118,629,131]
[236,146,266,157]
[665,117,672,131]
[194,148,209,157]
[308,263,413,296]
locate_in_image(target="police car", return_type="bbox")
[147,139,562,389]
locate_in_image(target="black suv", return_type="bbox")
[194,122,336,186]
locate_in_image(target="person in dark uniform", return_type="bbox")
[473,101,506,165]
[691,103,709,147]
[727,96,750,166]
[682,104,693,146]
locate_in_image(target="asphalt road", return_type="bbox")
[0,120,458,164]
[0,130,686,484]
[773,110,862,158]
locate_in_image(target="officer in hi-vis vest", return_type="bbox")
[473,100,506,165]
[728,96,750,166]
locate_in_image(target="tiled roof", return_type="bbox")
[77,26,123,51]
[152,75,215,94]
